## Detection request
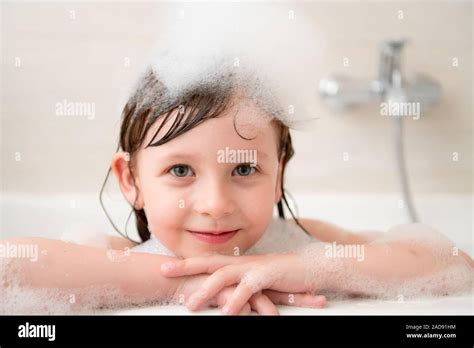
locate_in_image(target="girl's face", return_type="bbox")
[113,97,284,258]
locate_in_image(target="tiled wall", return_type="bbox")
[1,1,472,195]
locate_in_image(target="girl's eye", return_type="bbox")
[169,164,193,177]
[233,164,257,176]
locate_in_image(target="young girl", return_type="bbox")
[2,66,472,315]
[1,5,472,315]
[111,65,474,314]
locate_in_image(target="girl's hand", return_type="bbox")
[173,274,279,315]
[174,273,325,315]
[163,254,327,315]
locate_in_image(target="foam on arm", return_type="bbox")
[298,223,473,299]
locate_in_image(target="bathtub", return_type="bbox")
[1,191,472,315]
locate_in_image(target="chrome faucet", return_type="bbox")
[319,39,442,223]
[319,39,441,112]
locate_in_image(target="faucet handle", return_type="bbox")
[378,39,409,90]
[380,39,408,55]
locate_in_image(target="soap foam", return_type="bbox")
[0,258,171,314]
[131,2,326,131]
[298,223,473,300]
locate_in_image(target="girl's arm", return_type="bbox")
[294,220,473,296]
[291,218,382,244]
[1,237,182,309]
[307,239,473,298]
[293,218,473,266]
[160,221,473,312]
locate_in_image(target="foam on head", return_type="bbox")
[135,2,326,131]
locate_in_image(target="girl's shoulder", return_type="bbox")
[131,234,175,257]
[245,217,315,255]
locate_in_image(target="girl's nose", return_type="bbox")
[193,180,235,220]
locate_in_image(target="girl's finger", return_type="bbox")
[237,303,252,315]
[264,290,327,308]
[249,293,279,315]
[221,281,257,315]
[160,255,238,277]
[214,287,234,307]
[215,286,251,315]
[186,267,243,311]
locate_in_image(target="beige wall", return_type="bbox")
[1,1,472,195]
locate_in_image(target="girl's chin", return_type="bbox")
[178,239,249,258]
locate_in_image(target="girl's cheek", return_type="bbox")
[235,182,275,217]
[143,185,190,230]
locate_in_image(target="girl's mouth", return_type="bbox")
[186,229,240,244]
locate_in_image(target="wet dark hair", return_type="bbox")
[100,68,310,244]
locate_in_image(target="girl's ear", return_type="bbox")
[275,152,285,204]
[111,152,144,209]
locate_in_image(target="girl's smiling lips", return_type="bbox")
[186,229,240,244]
